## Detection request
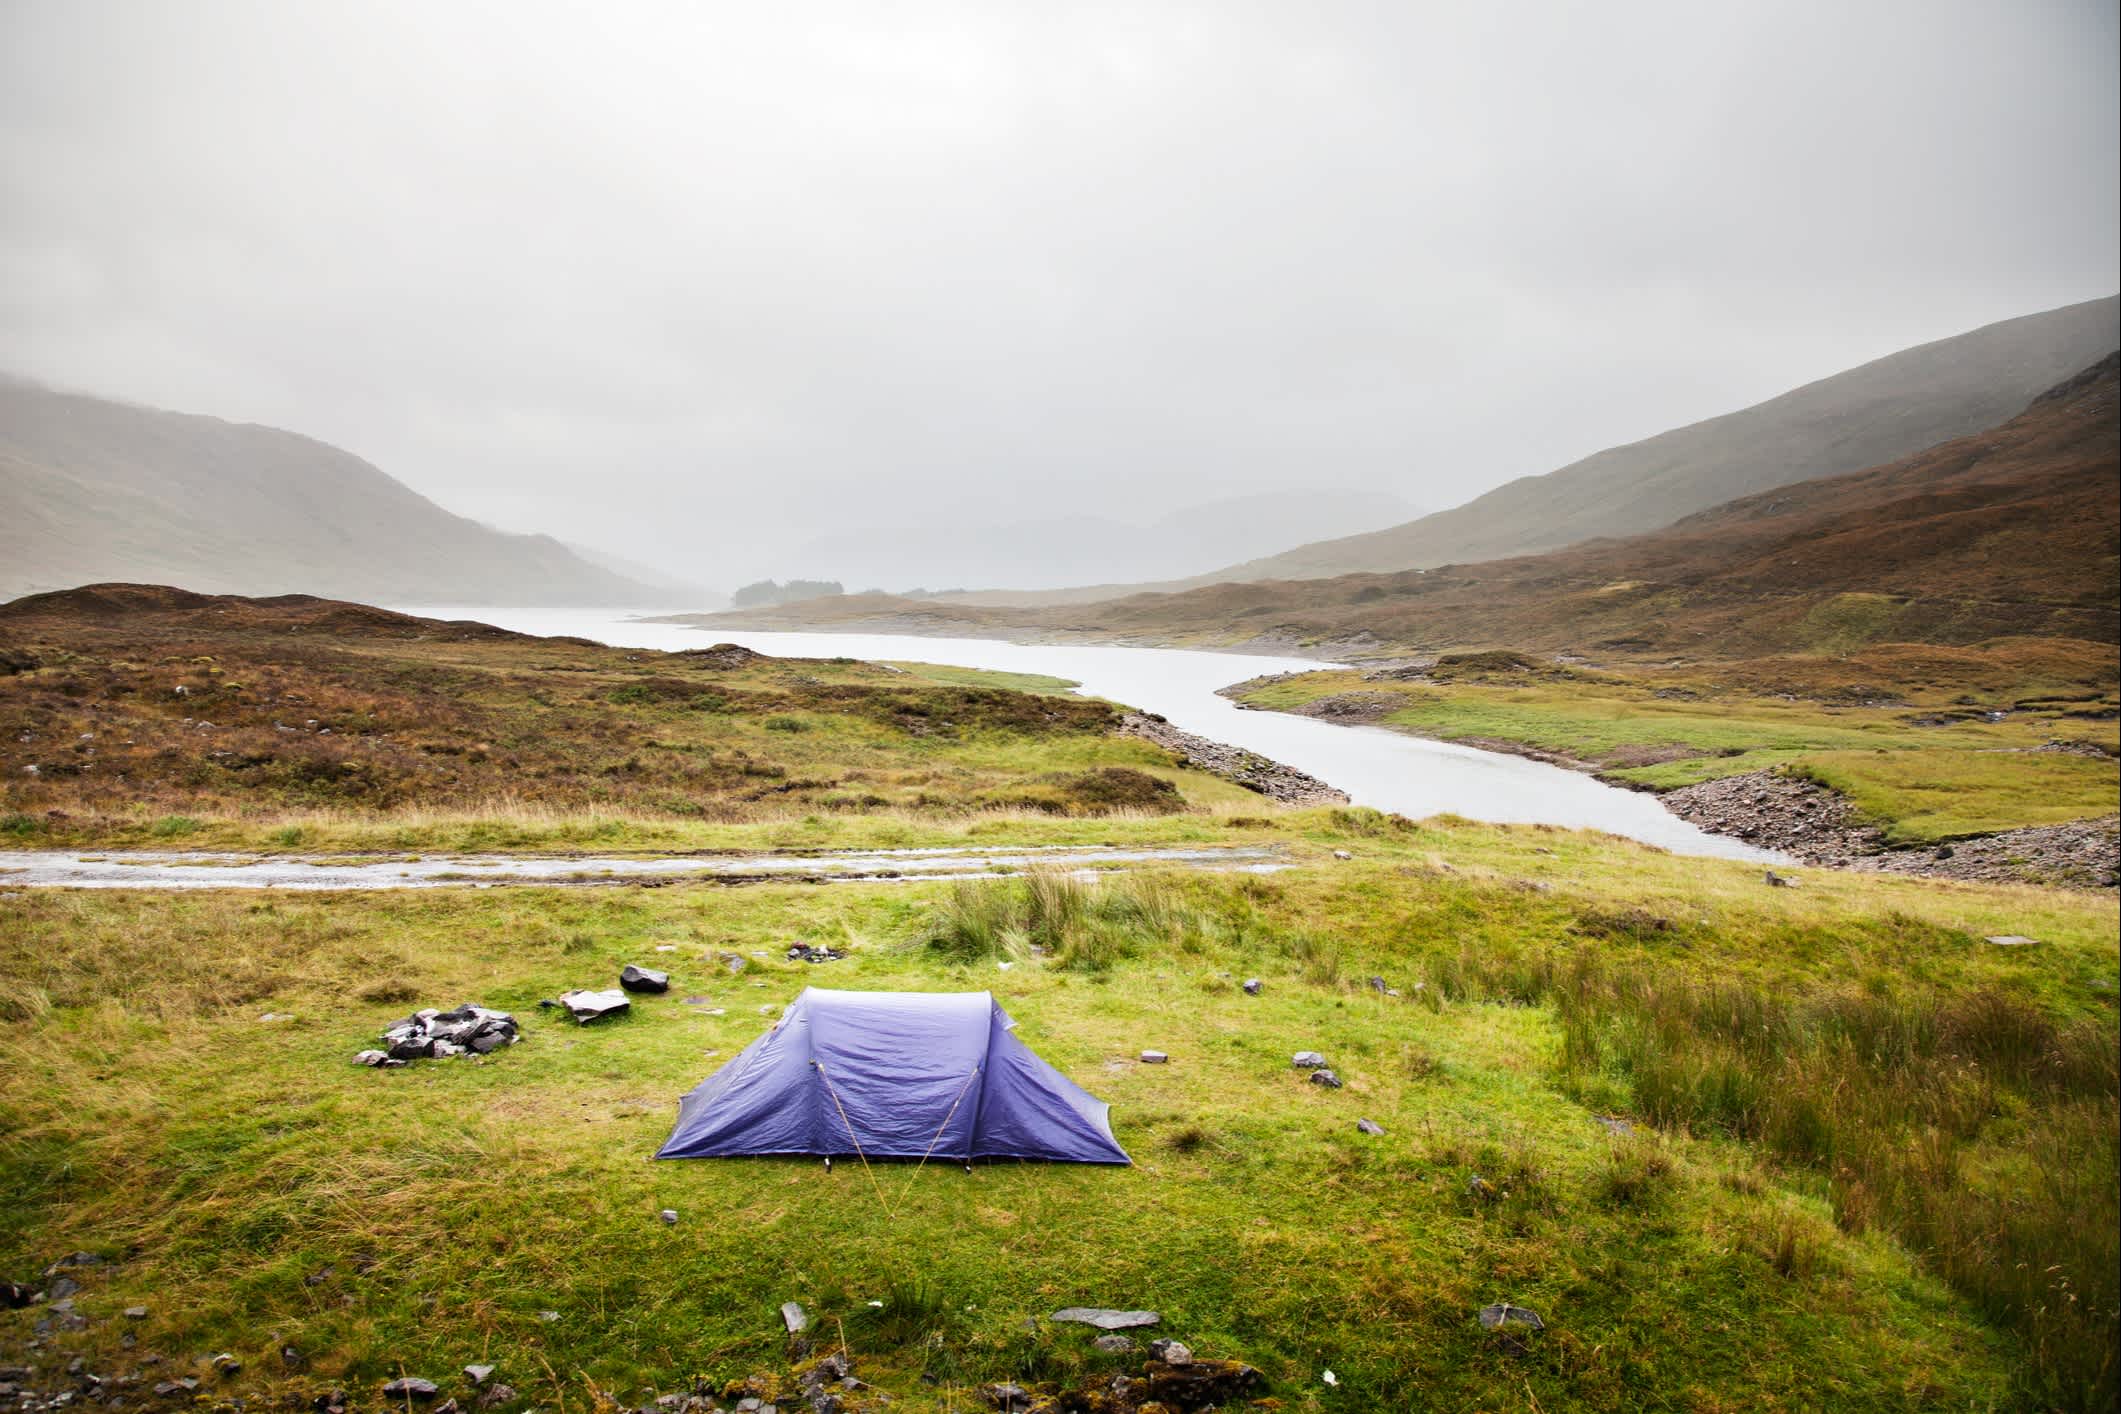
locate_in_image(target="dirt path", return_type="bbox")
[0,843,1287,891]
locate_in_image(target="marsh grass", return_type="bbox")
[1,820,2114,1409]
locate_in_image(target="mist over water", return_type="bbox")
[399,606,1782,862]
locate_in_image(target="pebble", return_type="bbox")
[123,1306,147,1320]
[1242,978,1262,995]
[1139,1051,1168,1064]
[659,1209,678,1225]
[781,1301,809,1334]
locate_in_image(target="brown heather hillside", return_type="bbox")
[966,352,2118,667]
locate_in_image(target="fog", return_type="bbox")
[2,0,2115,589]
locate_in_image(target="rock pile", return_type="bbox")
[357,1005,520,1065]
[1116,712,1348,805]
[784,944,844,964]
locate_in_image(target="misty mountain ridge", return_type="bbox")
[1164,294,2121,587]
[0,374,670,606]
[787,488,1418,593]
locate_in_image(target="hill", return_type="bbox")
[1056,352,2121,658]
[700,352,2120,667]
[1173,294,2120,586]
[0,375,661,605]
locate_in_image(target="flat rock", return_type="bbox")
[1985,934,2039,947]
[557,989,631,1023]
[1291,1051,1329,1069]
[462,1366,494,1387]
[1050,1307,1159,1330]
[1308,1069,1343,1089]
[780,1300,809,1334]
[1241,978,1262,995]
[1478,1302,1544,1332]
[382,1377,440,1399]
[123,1306,147,1319]
[1091,1334,1136,1354]
[620,964,671,994]
[1356,1118,1385,1135]
[1139,1050,1168,1064]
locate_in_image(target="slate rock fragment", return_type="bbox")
[557,989,631,1023]
[1308,1069,1344,1089]
[620,965,671,994]
[382,1376,440,1400]
[1050,1307,1159,1330]
[1291,1051,1329,1069]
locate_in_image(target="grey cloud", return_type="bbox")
[2,0,2114,587]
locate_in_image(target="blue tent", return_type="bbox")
[655,988,1130,1165]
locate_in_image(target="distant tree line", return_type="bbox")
[730,578,844,608]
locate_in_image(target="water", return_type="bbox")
[396,605,1778,861]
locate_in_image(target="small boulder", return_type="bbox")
[353,1050,390,1067]
[557,989,631,1023]
[1139,1051,1168,1065]
[1764,870,1798,888]
[1478,1302,1544,1332]
[1309,1069,1343,1089]
[1147,1339,1193,1366]
[1291,1051,1329,1069]
[1241,978,1263,995]
[620,965,671,994]
[1356,1118,1385,1135]
[1332,849,1353,860]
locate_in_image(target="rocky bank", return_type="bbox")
[1117,713,1349,807]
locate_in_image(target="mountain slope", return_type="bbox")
[1202,294,2119,583]
[691,352,2119,663]
[0,376,659,605]
[1040,352,2121,657]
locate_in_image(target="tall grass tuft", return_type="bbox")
[1552,964,2119,1408]
[914,869,1216,971]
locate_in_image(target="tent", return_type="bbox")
[655,987,1130,1165]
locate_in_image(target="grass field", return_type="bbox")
[1235,653,2120,844]
[3,812,2115,1412]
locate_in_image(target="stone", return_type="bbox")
[1146,1339,1192,1366]
[1593,1115,1634,1135]
[1291,1051,1329,1069]
[1468,1174,1499,1202]
[1478,1302,1544,1332]
[49,1276,79,1300]
[476,1386,515,1411]
[659,1209,678,1225]
[1138,1051,1168,1064]
[1241,978,1262,995]
[281,1345,305,1370]
[1333,849,1353,860]
[557,989,631,1023]
[1985,934,2039,947]
[1368,975,1389,994]
[785,944,846,964]
[781,1301,809,1334]
[718,953,748,975]
[123,1307,147,1320]
[152,1380,198,1397]
[354,1050,390,1066]
[1764,870,1798,888]
[537,1310,560,1323]
[1308,1069,1343,1089]
[1050,1307,1159,1330]
[382,1377,440,1399]
[1091,1334,1135,1354]
[1356,1118,1385,1135]
[620,965,671,994]
[462,1366,494,1387]
[979,1384,1030,1411]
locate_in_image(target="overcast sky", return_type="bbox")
[2,0,2115,588]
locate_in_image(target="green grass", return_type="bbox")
[3,814,2115,1411]
[886,662,1084,696]
[1239,669,2119,842]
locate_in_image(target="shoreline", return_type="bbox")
[1238,688,2119,890]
